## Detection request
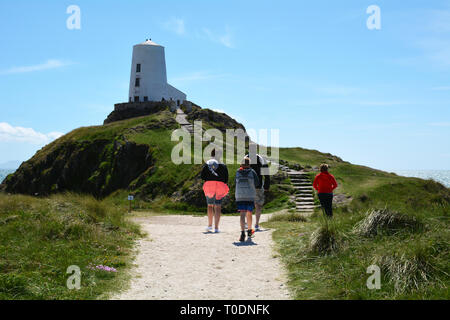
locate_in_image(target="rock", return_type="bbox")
[104,101,174,124]
[186,108,246,133]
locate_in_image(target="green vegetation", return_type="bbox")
[263,147,450,299]
[0,193,140,300]
[2,106,449,300]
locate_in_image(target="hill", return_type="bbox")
[0,102,449,300]
[0,103,288,213]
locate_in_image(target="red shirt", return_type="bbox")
[313,172,338,194]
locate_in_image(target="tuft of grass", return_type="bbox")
[269,212,307,223]
[353,208,423,237]
[375,252,437,294]
[309,224,339,255]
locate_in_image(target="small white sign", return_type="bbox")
[128,195,134,201]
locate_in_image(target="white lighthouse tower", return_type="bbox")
[128,39,186,106]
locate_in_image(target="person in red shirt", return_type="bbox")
[313,164,338,218]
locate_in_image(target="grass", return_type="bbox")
[263,146,449,299]
[264,202,449,299]
[2,107,449,300]
[0,192,141,300]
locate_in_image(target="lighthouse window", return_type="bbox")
[135,78,140,87]
[143,96,148,102]
[134,96,139,102]
[136,64,141,73]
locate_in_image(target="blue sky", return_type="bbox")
[0,0,449,170]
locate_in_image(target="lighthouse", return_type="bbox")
[128,39,187,106]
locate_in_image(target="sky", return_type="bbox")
[0,0,449,170]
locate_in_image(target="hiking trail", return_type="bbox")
[278,164,318,215]
[111,214,291,300]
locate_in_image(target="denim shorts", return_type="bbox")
[206,195,223,205]
[236,201,255,212]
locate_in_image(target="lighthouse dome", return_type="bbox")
[137,39,163,47]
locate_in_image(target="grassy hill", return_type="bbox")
[0,104,448,299]
[265,147,450,299]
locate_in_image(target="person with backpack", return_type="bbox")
[235,156,260,242]
[313,163,338,218]
[245,152,271,231]
[201,149,229,233]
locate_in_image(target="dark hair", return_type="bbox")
[211,149,216,157]
[320,163,329,172]
[241,156,251,168]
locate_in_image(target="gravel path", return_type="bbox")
[112,214,291,300]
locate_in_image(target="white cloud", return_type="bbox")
[163,17,186,35]
[1,59,72,75]
[0,122,64,144]
[202,26,234,48]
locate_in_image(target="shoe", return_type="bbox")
[244,223,248,229]
[239,231,246,242]
[255,225,260,231]
[205,226,213,233]
[247,228,255,238]
[214,229,220,233]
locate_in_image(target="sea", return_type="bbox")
[0,169,15,184]
[393,170,450,188]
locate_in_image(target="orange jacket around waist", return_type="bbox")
[313,172,338,194]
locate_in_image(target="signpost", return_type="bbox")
[128,195,134,213]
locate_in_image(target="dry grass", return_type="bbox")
[309,225,339,255]
[375,253,438,294]
[353,208,422,237]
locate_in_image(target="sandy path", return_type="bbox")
[112,214,291,300]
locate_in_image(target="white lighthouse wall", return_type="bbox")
[167,83,187,104]
[129,44,168,101]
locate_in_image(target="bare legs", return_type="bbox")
[214,205,221,230]
[255,203,262,227]
[207,204,222,230]
[240,210,253,231]
[207,205,214,228]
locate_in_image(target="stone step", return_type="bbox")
[296,205,318,209]
[295,202,315,207]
